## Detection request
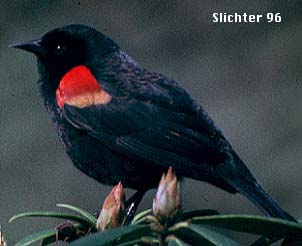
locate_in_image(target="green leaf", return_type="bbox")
[181,209,220,220]
[250,235,281,246]
[167,237,188,246]
[113,238,145,246]
[169,222,240,246]
[131,209,152,224]
[57,203,97,227]
[190,214,302,239]
[113,236,158,246]
[251,219,302,246]
[41,235,57,246]
[131,215,158,225]
[70,224,150,246]
[15,229,56,246]
[9,211,92,228]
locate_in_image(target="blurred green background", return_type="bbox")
[1,1,302,244]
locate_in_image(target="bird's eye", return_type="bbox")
[54,44,66,54]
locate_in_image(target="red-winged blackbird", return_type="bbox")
[12,24,295,221]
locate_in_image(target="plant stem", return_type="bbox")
[158,233,166,246]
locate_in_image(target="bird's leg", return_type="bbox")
[124,190,146,224]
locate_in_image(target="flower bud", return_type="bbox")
[153,167,180,222]
[0,225,7,246]
[96,182,125,231]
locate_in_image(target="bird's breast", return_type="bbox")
[56,65,112,108]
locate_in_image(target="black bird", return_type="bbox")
[12,24,295,221]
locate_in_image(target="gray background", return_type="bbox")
[1,1,302,244]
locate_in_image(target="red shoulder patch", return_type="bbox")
[56,65,112,108]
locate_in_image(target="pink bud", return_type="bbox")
[153,167,180,222]
[97,182,125,231]
[0,226,6,246]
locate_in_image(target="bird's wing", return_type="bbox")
[61,75,228,170]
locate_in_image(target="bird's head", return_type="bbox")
[11,24,119,92]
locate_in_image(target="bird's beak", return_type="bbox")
[9,39,47,58]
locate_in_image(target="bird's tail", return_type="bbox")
[235,179,296,222]
[217,157,296,222]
